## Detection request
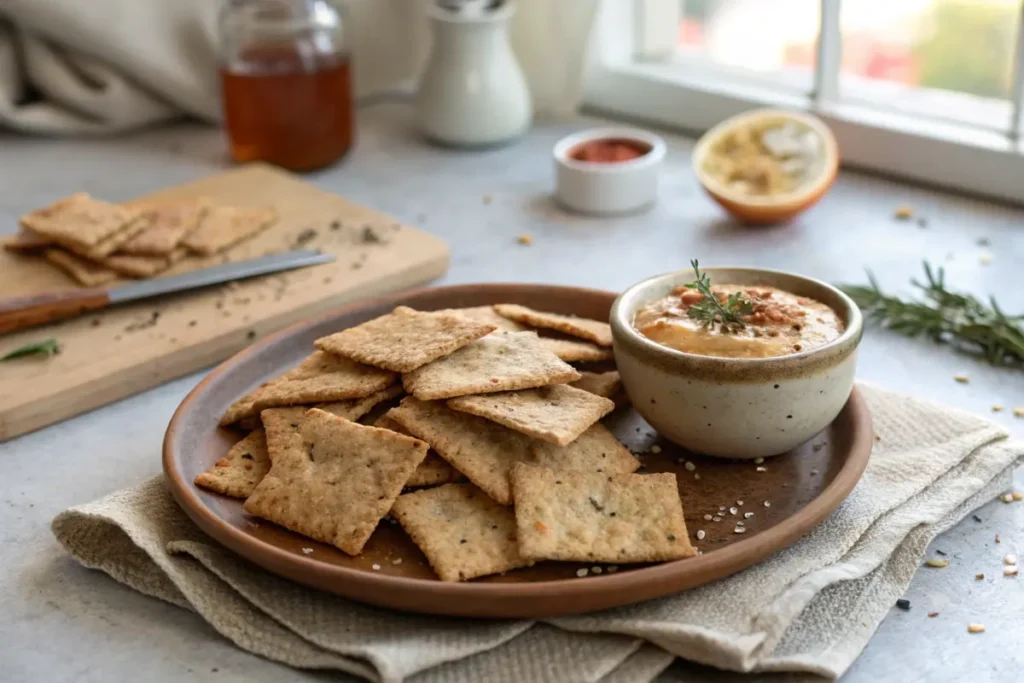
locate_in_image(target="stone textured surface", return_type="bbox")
[1,104,1022,682]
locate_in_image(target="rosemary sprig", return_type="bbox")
[685,259,753,331]
[1,337,60,361]
[840,262,1024,367]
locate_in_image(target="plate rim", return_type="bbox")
[163,282,874,618]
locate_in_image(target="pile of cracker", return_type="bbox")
[196,304,696,582]
[4,193,277,286]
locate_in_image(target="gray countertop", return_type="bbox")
[2,104,1022,683]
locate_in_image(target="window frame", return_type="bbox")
[582,0,1024,205]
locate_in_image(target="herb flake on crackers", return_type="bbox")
[493,304,613,347]
[315,306,497,373]
[510,463,694,563]
[244,408,428,555]
[391,483,532,581]
[447,384,615,445]
[403,331,580,400]
[194,429,270,499]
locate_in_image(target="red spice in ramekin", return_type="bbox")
[569,138,652,164]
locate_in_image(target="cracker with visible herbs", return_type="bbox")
[194,429,270,499]
[3,230,52,252]
[403,331,580,401]
[375,415,463,487]
[445,306,530,333]
[43,248,118,287]
[510,464,695,563]
[120,198,210,255]
[391,483,531,581]
[21,193,147,259]
[386,397,532,505]
[244,408,428,555]
[530,423,640,475]
[447,385,615,445]
[247,352,396,412]
[182,205,277,255]
[493,304,613,347]
[104,247,189,278]
[539,338,614,363]
[315,306,496,373]
[570,370,622,399]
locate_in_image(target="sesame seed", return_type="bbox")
[733,526,747,534]
[712,516,722,522]
[696,530,706,540]
[744,512,754,519]
[372,564,381,571]
[719,506,726,511]
[576,568,589,578]
[967,623,986,633]
[685,461,696,472]
[651,445,662,454]
[754,457,764,464]
[301,547,313,554]
[1005,567,1018,576]
[703,514,713,521]
[737,500,744,506]
[392,558,403,565]
[1014,407,1024,417]
[1000,493,1014,503]
[992,405,1004,412]
[1004,554,1017,565]
[607,566,619,574]
[592,566,603,574]
[763,501,771,508]
[756,466,767,472]
[736,521,745,527]
[729,507,738,515]
[925,559,950,568]
[953,374,969,384]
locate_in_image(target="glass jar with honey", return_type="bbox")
[218,0,353,172]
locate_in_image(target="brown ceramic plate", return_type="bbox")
[163,284,873,618]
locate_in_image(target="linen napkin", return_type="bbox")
[51,384,1023,683]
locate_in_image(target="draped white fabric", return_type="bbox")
[0,0,600,135]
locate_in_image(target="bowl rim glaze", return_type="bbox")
[610,266,863,383]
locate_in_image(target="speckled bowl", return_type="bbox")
[610,268,863,459]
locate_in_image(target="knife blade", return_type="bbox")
[0,249,335,335]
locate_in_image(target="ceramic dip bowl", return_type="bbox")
[610,267,863,459]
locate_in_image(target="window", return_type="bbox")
[584,0,1024,204]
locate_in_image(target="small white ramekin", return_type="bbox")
[553,128,666,215]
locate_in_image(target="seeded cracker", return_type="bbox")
[119,198,210,255]
[448,384,615,445]
[43,248,118,287]
[493,304,613,347]
[182,205,277,255]
[387,397,533,505]
[20,193,147,259]
[374,415,463,487]
[530,422,640,474]
[391,483,532,581]
[444,306,529,333]
[315,306,496,373]
[104,247,189,278]
[244,408,428,555]
[3,230,52,251]
[403,331,580,401]
[510,463,695,563]
[539,337,614,363]
[194,429,270,499]
[570,371,622,399]
[247,352,396,412]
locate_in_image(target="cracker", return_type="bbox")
[182,205,277,255]
[20,193,146,258]
[493,304,613,347]
[447,384,615,445]
[530,422,640,475]
[3,230,52,251]
[539,338,614,363]
[387,397,533,505]
[244,408,428,555]
[315,306,496,373]
[375,415,462,487]
[43,248,118,287]
[120,198,210,255]
[391,483,532,581]
[445,306,530,333]
[194,429,270,499]
[570,370,622,399]
[247,352,396,412]
[510,464,695,563]
[103,247,188,278]
[403,331,581,401]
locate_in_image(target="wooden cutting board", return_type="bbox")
[0,163,449,441]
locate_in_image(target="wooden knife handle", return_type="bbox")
[0,288,111,335]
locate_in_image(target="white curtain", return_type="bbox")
[0,0,600,135]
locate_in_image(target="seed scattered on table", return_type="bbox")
[1004,554,1017,565]
[1012,491,1023,501]
[894,206,914,220]
[719,506,726,511]
[607,565,618,574]
[729,507,738,515]
[372,564,381,571]
[592,566,603,574]
[516,234,533,245]
[392,558,403,565]
[754,457,764,465]
[1004,567,1018,576]
[712,515,722,522]
[895,598,910,611]
[694,473,701,480]
[696,530,706,540]
[703,514,713,521]
[992,405,1004,412]
[928,612,939,618]
[996,535,1001,543]
[976,573,985,580]
[736,521,745,527]
[967,623,986,634]
[733,526,746,534]
[576,568,589,578]
[925,558,950,568]
[763,501,771,508]
[744,512,754,519]
[301,547,313,554]
[810,469,819,475]
[953,374,969,384]
[685,461,696,472]
[1000,493,1015,503]
[1012,407,1024,418]
[756,466,767,472]
[737,500,744,506]
[651,445,662,454]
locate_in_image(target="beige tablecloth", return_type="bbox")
[51,384,1023,682]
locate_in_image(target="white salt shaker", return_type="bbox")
[417,1,532,147]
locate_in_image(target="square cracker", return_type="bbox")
[530,422,640,475]
[391,483,532,582]
[386,397,533,505]
[510,463,695,563]
[374,415,463,487]
[402,331,581,401]
[247,352,396,412]
[570,370,622,399]
[20,193,146,258]
[493,304,613,347]
[315,306,496,373]
[182,205,277,255]
[445,306,530,333]
[3,230,53,252]
[43,248,118,287]
[103,247,189,278]
[244,408,429,555]
[194,429,270,499]
[539,338,613,363]
[120,198,210,255]
[447,384,615,446]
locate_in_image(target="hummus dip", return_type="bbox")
[634,284,843,359]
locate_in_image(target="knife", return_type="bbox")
[0,249,335,335]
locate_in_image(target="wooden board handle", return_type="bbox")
[0,289,110,335]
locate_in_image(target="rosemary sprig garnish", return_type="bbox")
[685,259,753,331]
[840,262,1024,367]
[1,337,60,361]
